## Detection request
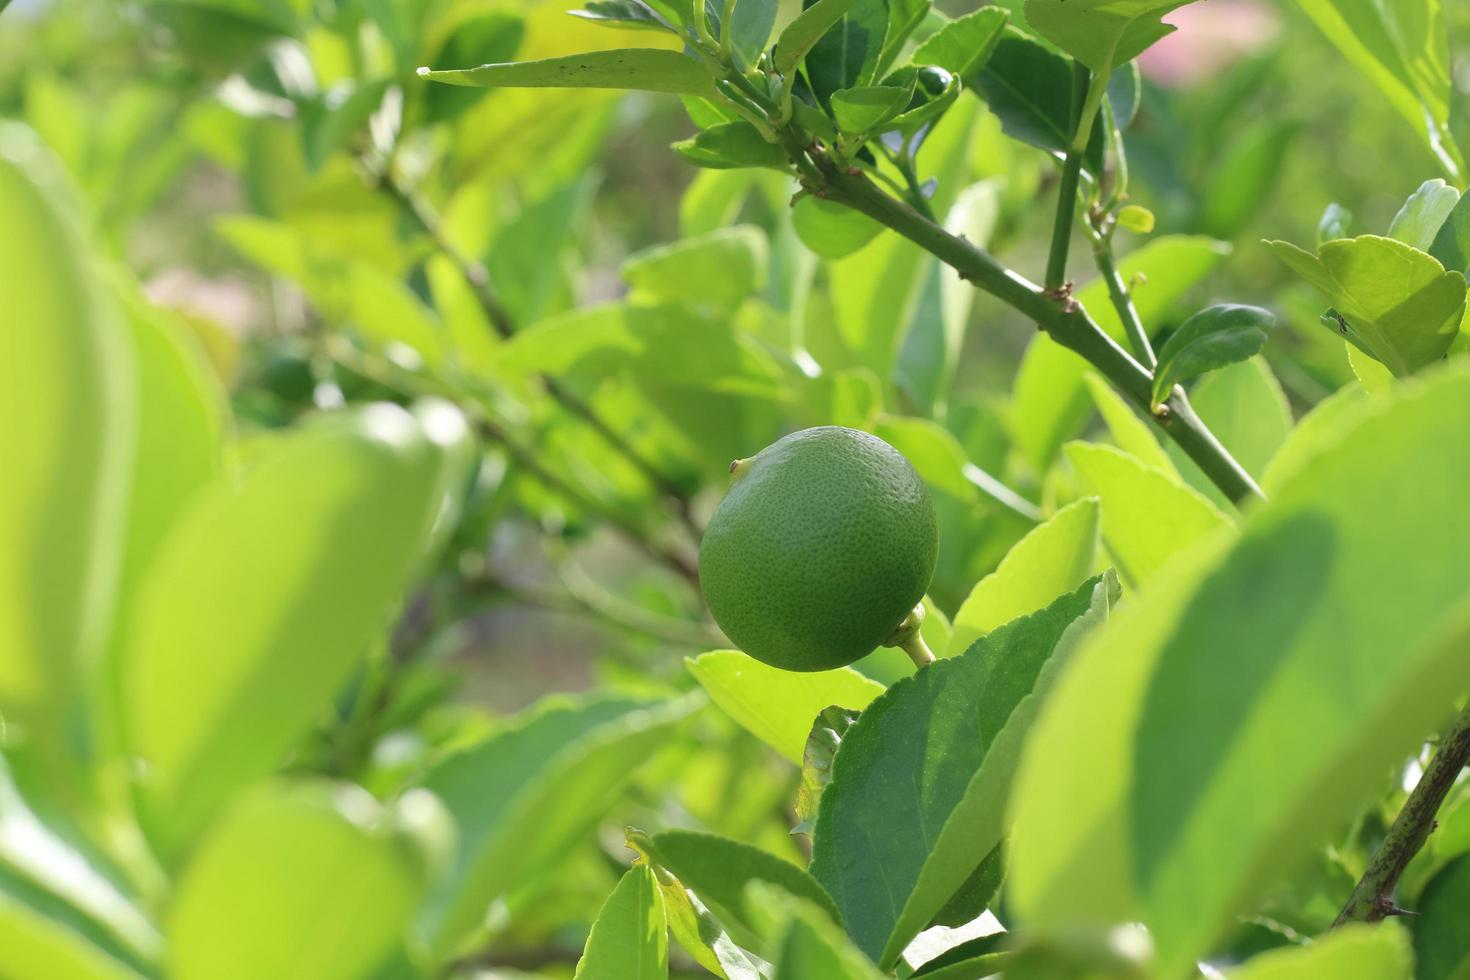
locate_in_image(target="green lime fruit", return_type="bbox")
[698,426,938,672]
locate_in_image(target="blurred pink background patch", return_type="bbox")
[1139,1,1281,87]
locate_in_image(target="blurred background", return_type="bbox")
[2,0,1467,971]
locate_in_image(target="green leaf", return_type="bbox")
[795,706,859,835]
[830,84,913,135]
[1229,923,1411,979]
[687,650,885,764]
[793,195,884,259]
[123,404,464,856]
[1414,855,1470,980]
[1164,358,1293,508]
[574,865,669,980]
[801,0,889,107]
[1291,0,1465,183]
[1011,364,1470,975]
[673,122,790,171]
[1064,442,1233,589]
[1319,202,1354,245]
[0,878,148,980]
[570,0,677,33]
[773,0,859,76]
[0,132,134,742]
[635,830,839,943]
[1081,373,1175,474]
[1023,0,1197,74]
[1388,178,1461,252]
[723,0,779,67]
[810,577,1111,966]
[1259,382,1373,495]
[1150,304,1275,409]
[1197,119,1300,239]
[948,498,1100,657]
[1266,235,1467,377]
[623,226,769,312]
[169,781,434,980]
[911,8,1008,76]
[1011,235,1229,472]
[418,49,718,97]
[771,895,886,980]
[653,865,766,979]
[968,30,1105,174]
[1429,192,1470,275]
[888,576,1117,970]
[418,693,700,955]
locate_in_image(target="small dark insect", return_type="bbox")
[1332,311,1349,335]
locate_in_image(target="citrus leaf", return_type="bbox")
[1429,192,1470,275]
[1081,373,1175,474]
[771,895,886,980]
[1064,442,1233,589]
[673,122,790,171]
[830,84,913,135]
[1228,923,1411,979]
[1150,304,1275,410]
[795,706,859,836]
[169,781,435,980]
[793,195,884,259]
[417,693,700,955]
[1387,178,1461,252]
[1414,854,1470,980]
[948,497,1100,657]
[773,0,858,76]
[1011,364,1470,975]
[1023,0,1198,74]
[801,0,888,107]
[622,226,769,312]
[967,30,1105,174]
[574,865,669,980]
[686,651,885,765]
[723,0,779,68]
[810,576,1111,965]
[570,0,677,33]
[912,8,1007,77]
[1266,235,1466,377]
[1164,358,1293,511]
[418,49,718,97]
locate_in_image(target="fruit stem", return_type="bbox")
[884,604,936,670]
[899,632,936,670]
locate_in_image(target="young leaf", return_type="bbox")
[1011,364,1470,975]
[723,0,779,68]
[0,133,133,744]
[948,497,1100,657]
[1150,304,1275,410]
[830,84,913,134]
[686,650,884,764]
[1023,0,1198,74]
[1429,192,1470,275]
[418,49,718,97]
[911,8,1007,77]
[416,694,700,955]
[793,196,884,259]
[801,0,889,107]
[1065,442,1233,589]
[168,782,435,980]
[1266,235,1467,376]
[574,865,668,980]
[773,0,859,76]
[1387,178,1461,252]
[810,577,1111,965]
[635,830,840,942]
[673,122,790,171]
[124,403,466,857]
[1010,235,1230,471]
[1414,855,1470,980]
[1229,923,1411,979]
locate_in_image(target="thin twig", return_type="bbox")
[1092,232,1156,369]
[1044,62,1091,291]
[372,168,704,541]
[1335,702,1470,925]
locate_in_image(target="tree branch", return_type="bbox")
[1044,62,1091,291]
[1335,702,1470,925]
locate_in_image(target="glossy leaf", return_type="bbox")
[811,577,1109,965]
[1023,0,1197,74]
[418,693,700,954]
[169,781,434,980]
[0,132,134,738]
[773,0,858,76]
[1011,364,1470,975]
[1229,923,1411,979]
[1388,178,1460,252]
[574,865,668,980]
[1414,855,1470,980]
[830,84,912,134]
[123,404,464,855]
[1150,304,1275,409]
[1065,442,1232,589]
[968,30,1105,174]
[1011,235,1228,471]
[1267,235,1466,376]
[911,8,1007,77]
[801,0,888,107]
[686,650,884,765]
[948,497,1100,657]
[418,49,718,97]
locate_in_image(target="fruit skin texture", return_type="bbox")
[698,426,938,672]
